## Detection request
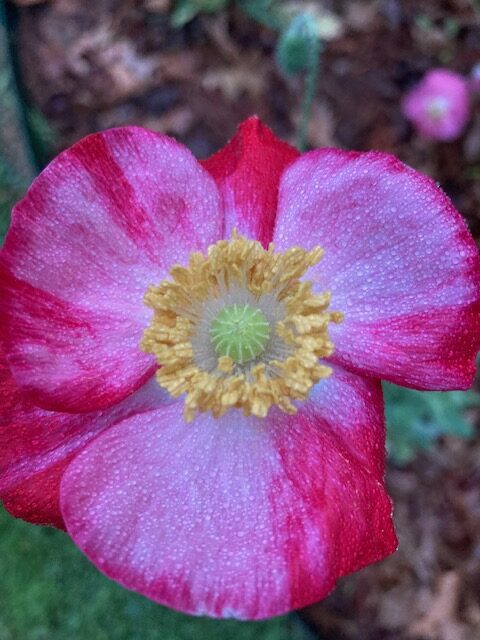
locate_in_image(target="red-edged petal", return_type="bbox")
[0,127,222,412]
[201,117,299,247]
[273,149,480,390]
[60,365,395,620]
[0,350,170,529]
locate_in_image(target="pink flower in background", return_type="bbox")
[1,118,479,619]
[402,68,470,141]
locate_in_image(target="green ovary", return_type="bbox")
[210,303,270,364]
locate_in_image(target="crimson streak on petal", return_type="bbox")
[202,117,299,247]
[0,348,170,529]
[60,366,395,619]
[0,127,222,412]
[273,148,480,390]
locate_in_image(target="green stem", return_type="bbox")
[296,35,322,152]
[0,0,38,179]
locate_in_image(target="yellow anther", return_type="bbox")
[141,232,342,422]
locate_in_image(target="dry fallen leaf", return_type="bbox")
[143,106,195,136]
[408,572,465,640]
[202,56,267,102]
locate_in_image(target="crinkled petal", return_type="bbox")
[201,117,299,247]
[0,350,171,528]
[0,127,222,412]
[273,149,480,390]
[60,365,395,619]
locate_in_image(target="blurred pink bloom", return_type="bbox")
[402,69,470,141]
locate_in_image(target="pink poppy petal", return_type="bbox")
[0,350,170,528]
[273,149,480,390]
[0,127,222,412]
[61,366,395,619]
[201,117,299,247]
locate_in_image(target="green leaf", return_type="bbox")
[0,506,293,640]
[384,383,479,465]
[171,0,230,27]
[237,0,289,31]
[0,158,24,245]
[0,1,39,244]
[414,13,434,32]
[26,107,55,167]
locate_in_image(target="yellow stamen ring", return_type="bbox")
[141,232,343,422]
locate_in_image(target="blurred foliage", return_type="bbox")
[26,106,55,169]
[237,0,289,30]
[414,12,460,40]
[171,0,289,30]
[170,0,291,32]
[171,0,230,28]
[170,0,318,62]
[170,0,329,151]
[0,158,24,243]
[170,0,339,69]
[384,383,480,465]
[0,3,39,242]
[0,506,311,640]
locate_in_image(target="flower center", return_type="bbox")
[426,96,449,120]
[141,232,342,422]
[210,304,270,364]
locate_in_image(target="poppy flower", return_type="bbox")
[401,68,470,141]
[1,118,479,620]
